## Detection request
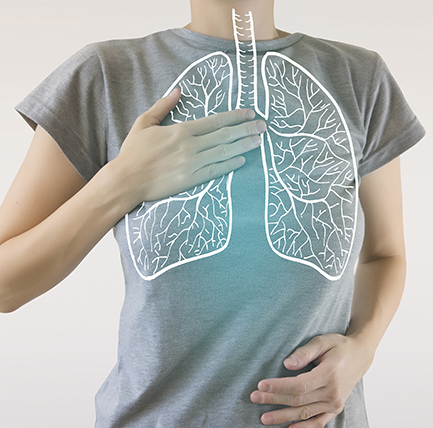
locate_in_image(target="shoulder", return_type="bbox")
[289,33,388,101]
[300,34,380,63]
[84,30,176,66]
[296,34,382,78]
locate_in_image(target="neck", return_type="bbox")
[184,0,289,41]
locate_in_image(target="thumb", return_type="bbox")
[139,87,181,128]
[284,336,329,371]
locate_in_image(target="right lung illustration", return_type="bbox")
[126,10,359,281]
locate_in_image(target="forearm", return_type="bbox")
[347,254,407,356]
[0,162,129,313]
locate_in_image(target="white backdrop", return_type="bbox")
[0,1,431,427]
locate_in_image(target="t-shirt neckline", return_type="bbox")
[168,28,305,52]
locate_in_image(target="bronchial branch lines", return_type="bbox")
[263,51,358,280]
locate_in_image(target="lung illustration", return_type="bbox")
[261,54,358,280]
[125,53,234,280]
[126,10,358,281]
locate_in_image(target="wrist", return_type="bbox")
[346,326,379,364]
[100,157,148,216]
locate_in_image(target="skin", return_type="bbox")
[0,1,407,427]
[184,0,291,41]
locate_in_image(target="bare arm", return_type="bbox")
[250,157,407,427]
[347,156,406,350]
[0,125,121,312]
[0,91,265,313]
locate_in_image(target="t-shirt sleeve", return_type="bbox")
[15,44,107,182]
[358,53,426,177]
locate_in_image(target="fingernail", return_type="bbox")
[168,88,178,98]
[251,392,265,403]
[256,121,266,133]
[252,135,262,146]
[262,414,275,425]
[258,381,271,392]
[245,109,255,120]
[236,156,246,167]
[285,356,299,367]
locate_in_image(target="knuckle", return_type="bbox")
[207,163,218,178]
[134,113,147,127]
[238,109,248,121]
[300,406,312,421]
[176,153,190,169]
[266,393,276,405]
[334,397,345,413]
[335,399,345,413]
[164,132,181,151]
[219,127,232,143]
[294,381,308,396]
[312,335,325,345]
[178,135,192,152]
[216,143,231,160]
[296,347,311,361]
[328,386,345,412]
[329,370,340,385]
[211,113,224,130]
[135,112,145,122]
[328,386,340,402]
[290,394,305,407]
[174,122,189,139]
[175,171,189,187]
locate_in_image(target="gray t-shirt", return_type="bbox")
[15,28,425,428]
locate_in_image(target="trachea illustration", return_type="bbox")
[126,10,358,281]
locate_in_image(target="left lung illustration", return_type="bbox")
[125,53,235,280]
[261,53,358,280]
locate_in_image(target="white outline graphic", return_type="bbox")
[125,9,359,281]
[125,52,234,280]
[260,51,358,280]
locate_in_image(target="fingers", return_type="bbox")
[125,103,264,201]
[260,402,327,425]
[289,412,334,428]
[261,406,336,427]
[250,335,357,427]
[252,383,343,426]
[256,370,327,398]
[191,156,246,184]
[189,119,266,180]
[195,134,263,171]
[184,108,256,136]
[197,119,266,152]
[284,335,338,371]
[250,385,325,408]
